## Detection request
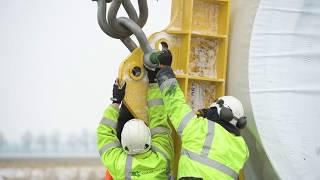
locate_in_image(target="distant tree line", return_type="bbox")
[0,129,97,155]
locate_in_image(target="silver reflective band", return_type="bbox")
[152,145,170,161]
[177,111,196,135]
[181,149,238,179]
[125,155,133,180]
[152,146,171,179]
[201,121,215,156]
[147,98,164,107]
[149,83,158,88]
[160,78,177,92]
[99,141,121,156]
[151,127,170,136]
[100,117,117,129]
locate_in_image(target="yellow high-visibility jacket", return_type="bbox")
[159,77,249,180]
[97,84,174,180]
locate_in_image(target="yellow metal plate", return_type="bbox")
[118,48,148,123]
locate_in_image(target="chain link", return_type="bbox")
[93,0,157,70]
[94,0,148,51]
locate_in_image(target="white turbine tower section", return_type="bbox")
[229,0,320,179]
[228,0,278,179]
[249,0,320,179]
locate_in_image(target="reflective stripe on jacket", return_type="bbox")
[159,78,249,180]
[97,83,174,180]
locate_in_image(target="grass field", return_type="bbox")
[0,157,105,180]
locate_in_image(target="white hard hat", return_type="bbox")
[210,96,247,129]
[121,119,151,155]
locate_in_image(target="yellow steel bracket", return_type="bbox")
[117,48,149,122]
[116,33,179,123]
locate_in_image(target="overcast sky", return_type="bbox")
[0,0,171,142]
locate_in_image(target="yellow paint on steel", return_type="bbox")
[118,48,148,122]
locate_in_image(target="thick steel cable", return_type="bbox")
[122,0,148,27]
[96,0,138,51]
[117,17,152,54]
[122,0,139,23]
[121,37,137,52]
[95,0,152,54]
[97,0,123,38]
[117,17,157,69]
[108,0,130,35]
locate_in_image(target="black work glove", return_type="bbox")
[147,49,172,83]
[156,66,176,87]
[196,108,210,118]
[111,80,126,104]
[150,49,172,66]
[145,67,160,83]
[197,107,219,121]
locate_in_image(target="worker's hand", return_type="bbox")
[111,79,126,104]
[155,66,176,88]
[150,49,172,67]
[197,107,219,121]
[147,49,172,83]
[145,67,160,83]
[197,108,210,118]
[158,49,172,66]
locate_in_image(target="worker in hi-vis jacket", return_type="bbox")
[150,49,249,180]
[96,65,174,179]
